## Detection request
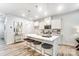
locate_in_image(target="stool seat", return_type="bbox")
[42,43,53,49]
[27,39,35,42]
[76,38,79,43]
[24,38,34,42]
[33,41,42,45]
[24,38,28,41]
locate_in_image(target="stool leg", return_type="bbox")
[25,41,30,49]
[27,42,31,52]
[41,43,44,55]
[32,43,37,56]
[52,47,53,56]
[30,42,36,56]
[41,45,43,56]
[31,42,35,56]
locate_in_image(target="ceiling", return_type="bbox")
[0,3,79,20]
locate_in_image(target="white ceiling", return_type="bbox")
[0,3,79,20]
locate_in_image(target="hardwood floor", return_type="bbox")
[58,44,79,56]
[0,39,79,56]
[0,39,42,56]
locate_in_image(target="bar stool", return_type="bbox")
[75,38,79,50]
[33,41,42,55]
[24,38,29,47]
[26,39,37,56]
[24,38,32,46]
[33,41,42,50]
[41,43,53,56]
[24,38,36,55]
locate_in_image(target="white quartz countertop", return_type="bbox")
[27,34,59,41]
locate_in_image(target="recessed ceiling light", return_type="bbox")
[76,4,79,8]
[35,15,38,18]
[22,13,25,17]
[38,6,42,12]
[57,5,64,11]
[34,21,39,26]
[28,10,31,12]
[44,12,48,16]
[35,5,38,8]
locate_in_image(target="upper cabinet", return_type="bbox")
[38,17,62,29]
[39,17,51,29]
[51,18,62,29]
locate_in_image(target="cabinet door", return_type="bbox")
[52,20,61,29]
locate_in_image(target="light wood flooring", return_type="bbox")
[0,39,79,56]
[0,39,42,56]
[58,44,79,56]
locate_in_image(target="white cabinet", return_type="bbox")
[14,22,23,43]
[51,19,61,29]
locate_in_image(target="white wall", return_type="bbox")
[61,11,79,46]
[0,16,5,39]
[51,19,61,29]
[23,20,34,36]
[0,22,4,39]
[4,15,34,44]
[4,16,14,44]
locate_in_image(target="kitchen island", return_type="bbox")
[26,34,61,56]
